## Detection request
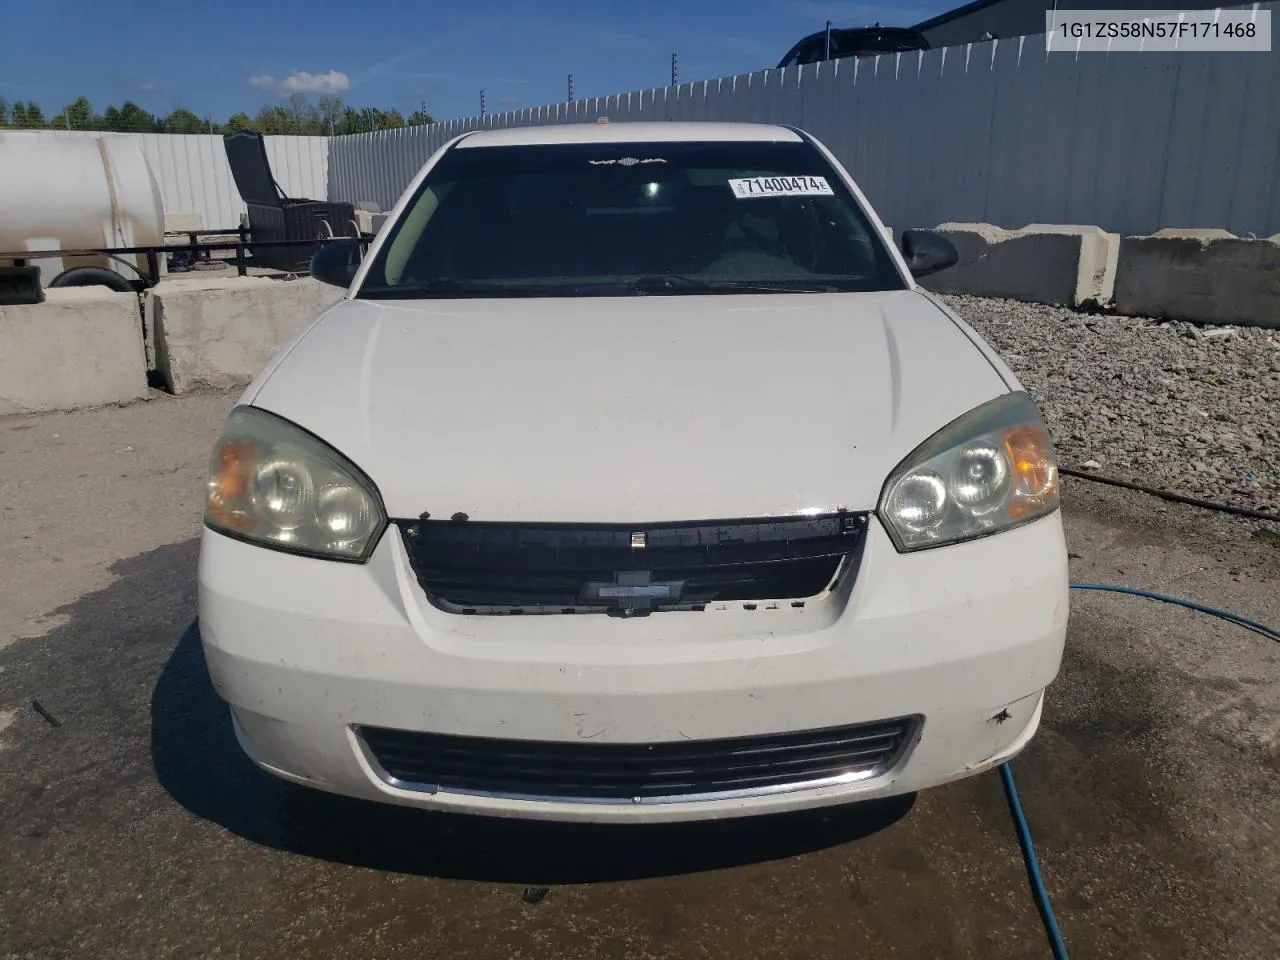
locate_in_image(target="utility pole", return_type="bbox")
[825,20,832,60]
[671,52,678,86]
[567,74,574,103]
[479,90,486,117]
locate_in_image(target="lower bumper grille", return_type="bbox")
[357,717,920,804]
[395,513,868,615]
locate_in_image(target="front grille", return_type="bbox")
[357,717,920,803]
[396,513,868,615]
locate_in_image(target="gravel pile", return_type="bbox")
[942,295,1280,521]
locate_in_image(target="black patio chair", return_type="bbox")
[223,131,357,273]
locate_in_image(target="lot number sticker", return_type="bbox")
[728,176,834,199]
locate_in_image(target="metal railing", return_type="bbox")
[0,228,373,290]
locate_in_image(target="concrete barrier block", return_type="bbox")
[1113,231,1280,328]
[917,223,1119,307]
[355,209,392,235]
[150,276,343,394]
[0,288,148,415]
[164,212,205,233]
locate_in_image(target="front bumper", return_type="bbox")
[198,513,1069,823]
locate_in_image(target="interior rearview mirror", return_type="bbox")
[310,237,364,288]
[900,229,959,279]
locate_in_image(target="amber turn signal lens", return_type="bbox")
[206,440,259,531]
[1003,425,1059,517]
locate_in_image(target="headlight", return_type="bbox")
[204,406,386,561]
[878,392,1059,552]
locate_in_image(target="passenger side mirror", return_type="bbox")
[310,237,364,288]
[900,229,959,278]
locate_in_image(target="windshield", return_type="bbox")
[355,139,908,299]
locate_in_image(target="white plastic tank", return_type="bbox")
[0,131,166,286]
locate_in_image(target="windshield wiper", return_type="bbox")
[415,278,561,297]
[630,275,841,294]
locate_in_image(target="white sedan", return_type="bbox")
[198,121,1068,823]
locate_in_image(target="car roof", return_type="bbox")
[455,122,803,149]
[838,25,923,35]
[789,25,927,48]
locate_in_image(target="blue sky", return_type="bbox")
[0,0,952,123]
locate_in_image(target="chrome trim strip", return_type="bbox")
[353,716,922,806]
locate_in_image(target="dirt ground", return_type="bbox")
[1,391,1277,960]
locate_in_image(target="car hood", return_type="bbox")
[249,290,1009,522]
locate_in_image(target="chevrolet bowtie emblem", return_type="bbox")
[630,532,646,549]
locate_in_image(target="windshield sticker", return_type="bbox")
[588,157,667,166]
[728,176,834,199]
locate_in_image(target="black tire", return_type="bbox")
[48,266,137,293]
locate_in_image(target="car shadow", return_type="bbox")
[151,619,915,885]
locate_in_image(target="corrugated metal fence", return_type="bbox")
[327,33,1280,238]
[13,130,330,231]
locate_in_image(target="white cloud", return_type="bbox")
[281,70,350,94]
[249,70,351,96]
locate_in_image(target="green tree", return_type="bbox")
[122,101,159,132]
[254,104,294,135]
[335,106,366,135]
[222,111,256,133]
[376,108,405,130]
[51,95,100,130]
[161,107,206,134]
[103,100,159,133]
[0,93,410,135]
[9,101,45,128]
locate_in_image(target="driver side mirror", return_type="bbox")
[310,237,364,288]
[900,229,959,279]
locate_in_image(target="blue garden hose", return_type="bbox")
[999,761,1069,960]
[1000,581,1280,959]
[1068,582,1280,642]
